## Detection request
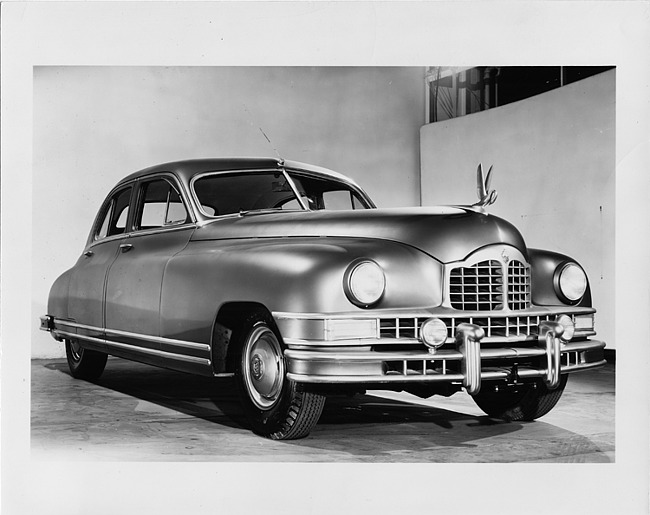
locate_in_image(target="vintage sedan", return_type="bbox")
[41,158,606,439]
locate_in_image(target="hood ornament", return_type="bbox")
[473,163,498,208]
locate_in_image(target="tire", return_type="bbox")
[65,339,108,381]
[233,312,326,440]
[472,375,568,421]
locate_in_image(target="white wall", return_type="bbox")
[420,70,615,348]
[33,66,425,357]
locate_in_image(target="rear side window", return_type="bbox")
[95,186,132,241]
[135,178,189,230]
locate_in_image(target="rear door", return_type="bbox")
[67,184,133,350]
[104,175,195,365]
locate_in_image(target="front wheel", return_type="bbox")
[472,375,568,421]
[65,339,108,380]
[233,314,325,440]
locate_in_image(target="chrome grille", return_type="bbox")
[508,260,531,310]
[448,257,531,311]
[378,318,418,339]
[379,315,554,341]
[449,260,503,311]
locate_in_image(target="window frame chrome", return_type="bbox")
[188,167,375,220]
[86,172,198,252]
[130,172,195,233]
[89,182,136,245]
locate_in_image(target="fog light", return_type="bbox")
[556,314,575,341]
[420,318,448,350]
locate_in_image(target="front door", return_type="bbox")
[104,176,195,364]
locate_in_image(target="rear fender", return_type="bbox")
[47,268,73,319]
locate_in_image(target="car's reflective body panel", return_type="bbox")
[42,158,606,433]
[160,236,446,371]
[528,248,593,307]
[190,206,528,265]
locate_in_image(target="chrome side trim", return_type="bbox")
[53,330,106,346]
[51,318,212,356]
[121,224,197,239]
[104,340,211,366]
[48,318,210,352]
[104,327,210,352]
[55,329,211,366]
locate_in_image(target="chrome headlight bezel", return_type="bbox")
[344,259,386,308]
[554,262,588,304]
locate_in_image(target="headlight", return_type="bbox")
[344,260,386,307]
[556,263,587,303]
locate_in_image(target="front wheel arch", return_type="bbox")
[210,301,272,375]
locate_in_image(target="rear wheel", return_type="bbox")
[65,339,108,380]
[233,313,325,440]
[472,375,568,421]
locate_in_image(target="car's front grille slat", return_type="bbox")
[449,254,531,312]
[508,260,531,310]
[378,314,552,342]
[449,259,503,311]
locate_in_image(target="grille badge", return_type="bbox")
[501,249,510,264]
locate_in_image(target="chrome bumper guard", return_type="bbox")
[284,327,606,394]
[40,315,55,331]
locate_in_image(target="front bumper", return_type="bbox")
[274,307,606,394]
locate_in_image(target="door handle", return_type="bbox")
[119,243,134,253]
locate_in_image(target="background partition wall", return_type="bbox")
[420,69,615,348]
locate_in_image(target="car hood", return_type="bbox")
[191,206,527,263]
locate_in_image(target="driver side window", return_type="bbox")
[135,177,189,230]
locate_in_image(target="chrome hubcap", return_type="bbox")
[69,340,83,362]
[251,353,265,381]
[243,325,285,410]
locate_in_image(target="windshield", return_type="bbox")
[192,170,371,217]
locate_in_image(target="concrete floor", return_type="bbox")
[31,357,615,462]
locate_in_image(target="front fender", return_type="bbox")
[529,248,592,307]
[159,237,444,344]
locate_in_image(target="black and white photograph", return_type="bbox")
[2,2,649,514]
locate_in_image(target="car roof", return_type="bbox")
[115,158,358,188]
